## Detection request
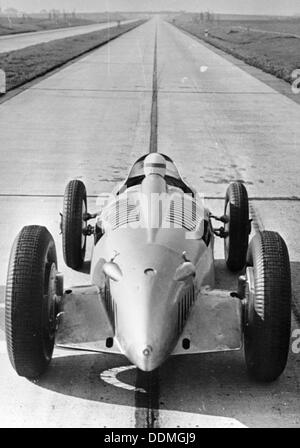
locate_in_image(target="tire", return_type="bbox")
[224,182,249,271]
[62,180,87,270]
[244,231,291,382]
[5,226,58,378]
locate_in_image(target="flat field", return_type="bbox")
[170,14,300,83]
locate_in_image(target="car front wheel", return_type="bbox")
[5,226,58,378]
[244,231,292,382]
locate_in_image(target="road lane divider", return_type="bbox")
[149,23,158,154]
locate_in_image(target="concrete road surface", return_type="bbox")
[0,17,299,428]
[0,19,138,53]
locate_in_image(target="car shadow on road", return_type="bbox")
[35,352,138,407]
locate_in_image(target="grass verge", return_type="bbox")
[0,20,145,92]
[169,14,300,84]
[0,17,97,36]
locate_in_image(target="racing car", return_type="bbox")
[5,153,292,382]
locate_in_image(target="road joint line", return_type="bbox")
[0,194,300,201]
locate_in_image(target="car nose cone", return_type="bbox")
[142,345,153,357]
[116,307,176,371]
[127,344,159,372]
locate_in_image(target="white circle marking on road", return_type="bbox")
[100,365,146,393]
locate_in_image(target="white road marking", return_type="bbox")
[159,409,247,428]
[0,304,5,309]
[100,365,146,393]
[200,65,208,72]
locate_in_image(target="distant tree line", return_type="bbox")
[0,8,78,22]
[47,10,77,21]
[192,12,219,24]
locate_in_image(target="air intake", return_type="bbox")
[178,285,195,334]
[102,198,140,230]
[165,195,202,231]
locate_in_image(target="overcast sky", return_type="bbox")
[1,0,300,15]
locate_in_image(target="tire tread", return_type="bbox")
[5,226,57,378]
[62,180,86,269]
[245,231,291,381]
[225,182,249,271]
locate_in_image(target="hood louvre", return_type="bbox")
[165,196,202,231]
[102,193,203,232]
[102,198,140,230]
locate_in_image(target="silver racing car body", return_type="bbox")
[56,154,242,371]
[5,153,291,381]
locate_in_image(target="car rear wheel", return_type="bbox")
[224,182,250,272]
[5,226,58,378]
[244,231,291,382]
[62,180,87,270]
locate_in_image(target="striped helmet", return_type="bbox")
[144,153,166,177]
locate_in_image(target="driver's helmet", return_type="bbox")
[144,153,167,177]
